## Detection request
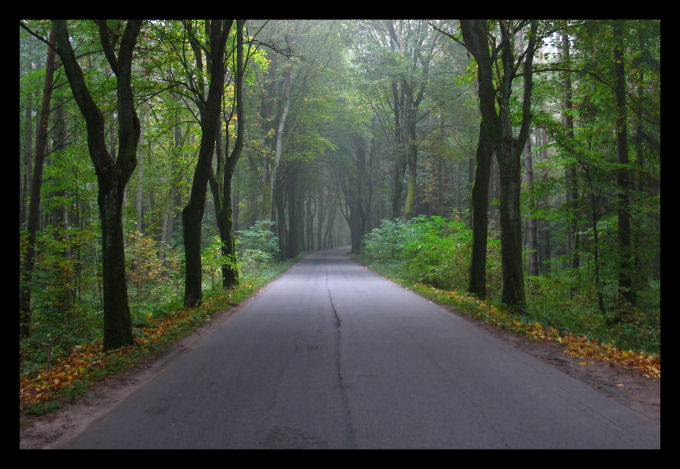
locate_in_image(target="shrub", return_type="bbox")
[362,215,499,293]
[236,220,280,275]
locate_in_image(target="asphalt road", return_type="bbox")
[63,247,660,449]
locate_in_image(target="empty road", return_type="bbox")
[62,247,660,449]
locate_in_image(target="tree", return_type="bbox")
[456,20,541,310]
[20,24,56,338]
[53,19,143,350]
[388,20,440,219]
[612,20,634,308]
[561,25,580,271]
[208,20,246,288]
[181,20,232,307]
[456,20,499,300]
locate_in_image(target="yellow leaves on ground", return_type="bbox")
[560,333,660,378]
[20,309,197,410]
[20,343,105,406]
[415,283,660,379]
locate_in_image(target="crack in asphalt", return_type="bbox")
[326,266,356,448]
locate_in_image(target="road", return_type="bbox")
[62,247,660,449]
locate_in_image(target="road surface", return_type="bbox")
[62,247,660,449]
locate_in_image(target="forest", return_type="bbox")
[19,20,660,412]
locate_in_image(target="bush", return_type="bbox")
[235,220,280,275]
[362,215,500,293]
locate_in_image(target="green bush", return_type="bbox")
[362,215,500,293]
[236,220,280,275]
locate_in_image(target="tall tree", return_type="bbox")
[612,20,634,308]
[457,20,499,300]
[209,19,246,288]
[20,24,56,338]
[182,19,232,307]
[494,20,539,310]
[456,20,540,309]
[53,19,143,350]
[387,20,440,219]
[561,26,580,270]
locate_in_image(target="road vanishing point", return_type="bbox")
[61,247,660,449]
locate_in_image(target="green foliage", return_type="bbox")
[126,231,183,308]
[362,215,502,294]
[202,235,232,289]
[236,220,280,275]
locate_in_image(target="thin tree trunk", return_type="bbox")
[269,67,292,222]
[613,21,635,308]
[20,26,56,338]
[21,56,34,228]
[562,29,580,270]
[403,100,417,220]
[525,133,538,277]
[390,81,406,219]
[135,105,146,232]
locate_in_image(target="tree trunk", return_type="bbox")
[613,21,635,308]
[219,168,238,288]
[284,166,299,259]
[209,19,244,289]
[494,20,537,311]
[403,100,417,219]
[496,142,526,309]
[182,20,231,307]
[20,25,56,338]
[468,118,494,299]
[562,29,580,270]
[21,54,34,229]
[99,170,134,349]
[269,67,292,222]
[525,133,539,277]
[54,20,142,350]
[135,105,146,232]
[390,80,406,219]
[460,20,499,300]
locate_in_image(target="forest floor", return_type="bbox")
[19,292,660,449]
